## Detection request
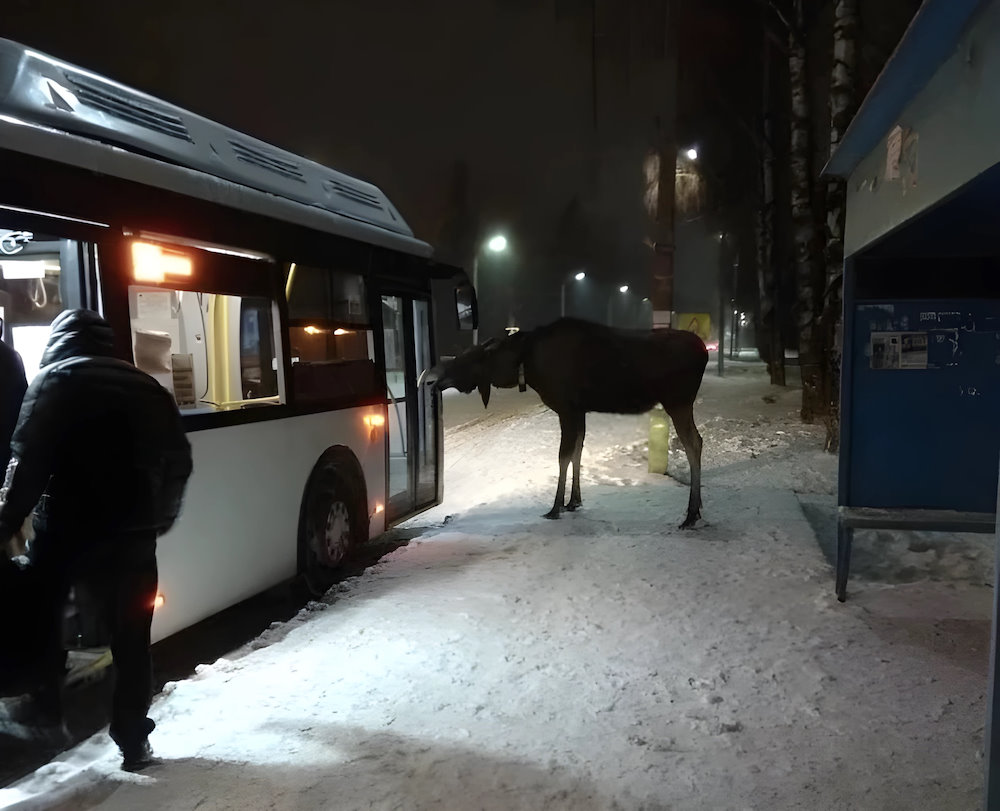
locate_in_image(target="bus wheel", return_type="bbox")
[303,462,364,596]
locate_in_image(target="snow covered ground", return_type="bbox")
[0,361,992,810]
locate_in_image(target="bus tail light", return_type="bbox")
[364,413,385,442]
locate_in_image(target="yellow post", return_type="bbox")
[649,313,711,474]
[648,405,670,474]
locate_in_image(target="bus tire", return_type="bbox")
[299,452,367,597]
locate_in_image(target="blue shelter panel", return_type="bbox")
[848,299,1000,511]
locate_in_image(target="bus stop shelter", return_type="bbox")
[825,0,1000,804]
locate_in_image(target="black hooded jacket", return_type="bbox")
[0,310,192,557]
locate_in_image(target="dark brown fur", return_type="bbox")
[429,317,709,527]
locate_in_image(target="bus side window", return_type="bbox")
[239,298,278,399]
[285,263,377,404]
[0,226,79,382]
[129,285,283,411]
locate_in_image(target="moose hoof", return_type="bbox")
[565,501,581,512]
[679,513,701,529]
[542,509,562,520]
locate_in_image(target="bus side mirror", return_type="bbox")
[455,283,477,331]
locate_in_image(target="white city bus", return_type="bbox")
[0,39,476,642]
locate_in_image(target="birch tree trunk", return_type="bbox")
[821,0,858,451]
[788,0,823,421]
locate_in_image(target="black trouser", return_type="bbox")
[0,558,48,695]
[31,529,158,749]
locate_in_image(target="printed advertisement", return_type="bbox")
[870,331,928,369]
[676,313,711,343]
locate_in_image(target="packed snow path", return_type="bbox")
[1,362,990,810]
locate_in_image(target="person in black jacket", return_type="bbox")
[0,317,27,479]
[0,309,192,769]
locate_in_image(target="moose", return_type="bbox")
[425,317,709,528]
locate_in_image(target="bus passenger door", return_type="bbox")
[381,295,438,523]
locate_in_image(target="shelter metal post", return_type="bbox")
[985,456,1000,809]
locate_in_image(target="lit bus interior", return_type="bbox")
[283,261,379,406]
[129,244,382,412]
[0,228,67,382]
[128,284,282,413]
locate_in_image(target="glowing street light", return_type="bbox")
[560,270,587,317]
[487,234,507,253]
[472,233,509,345]
[608,284,632,326]
[685,147,698,161]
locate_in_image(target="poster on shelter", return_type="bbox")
[899,332,928,368]
[900,129,919,193]
[870,331,928,369]
[885,125,902,180]
[870,333,900,369]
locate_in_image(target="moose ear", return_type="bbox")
[478,380,491,408]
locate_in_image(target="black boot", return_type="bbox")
[120,738,156,771]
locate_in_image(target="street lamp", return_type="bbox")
[560,270,586,318]
[608,284,631,326]
[472,233,508,345]
[685,146,698,161]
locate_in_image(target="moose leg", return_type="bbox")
[565,415,586,511]
[544,412,581,519]
[666,402,704,528]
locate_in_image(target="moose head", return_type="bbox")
[422,334,526,408]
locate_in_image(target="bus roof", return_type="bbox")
[0,38,433,258]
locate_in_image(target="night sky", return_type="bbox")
[3,0,702,339]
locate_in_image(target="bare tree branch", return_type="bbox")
[768,0,795,33]
[747,0,796,50]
